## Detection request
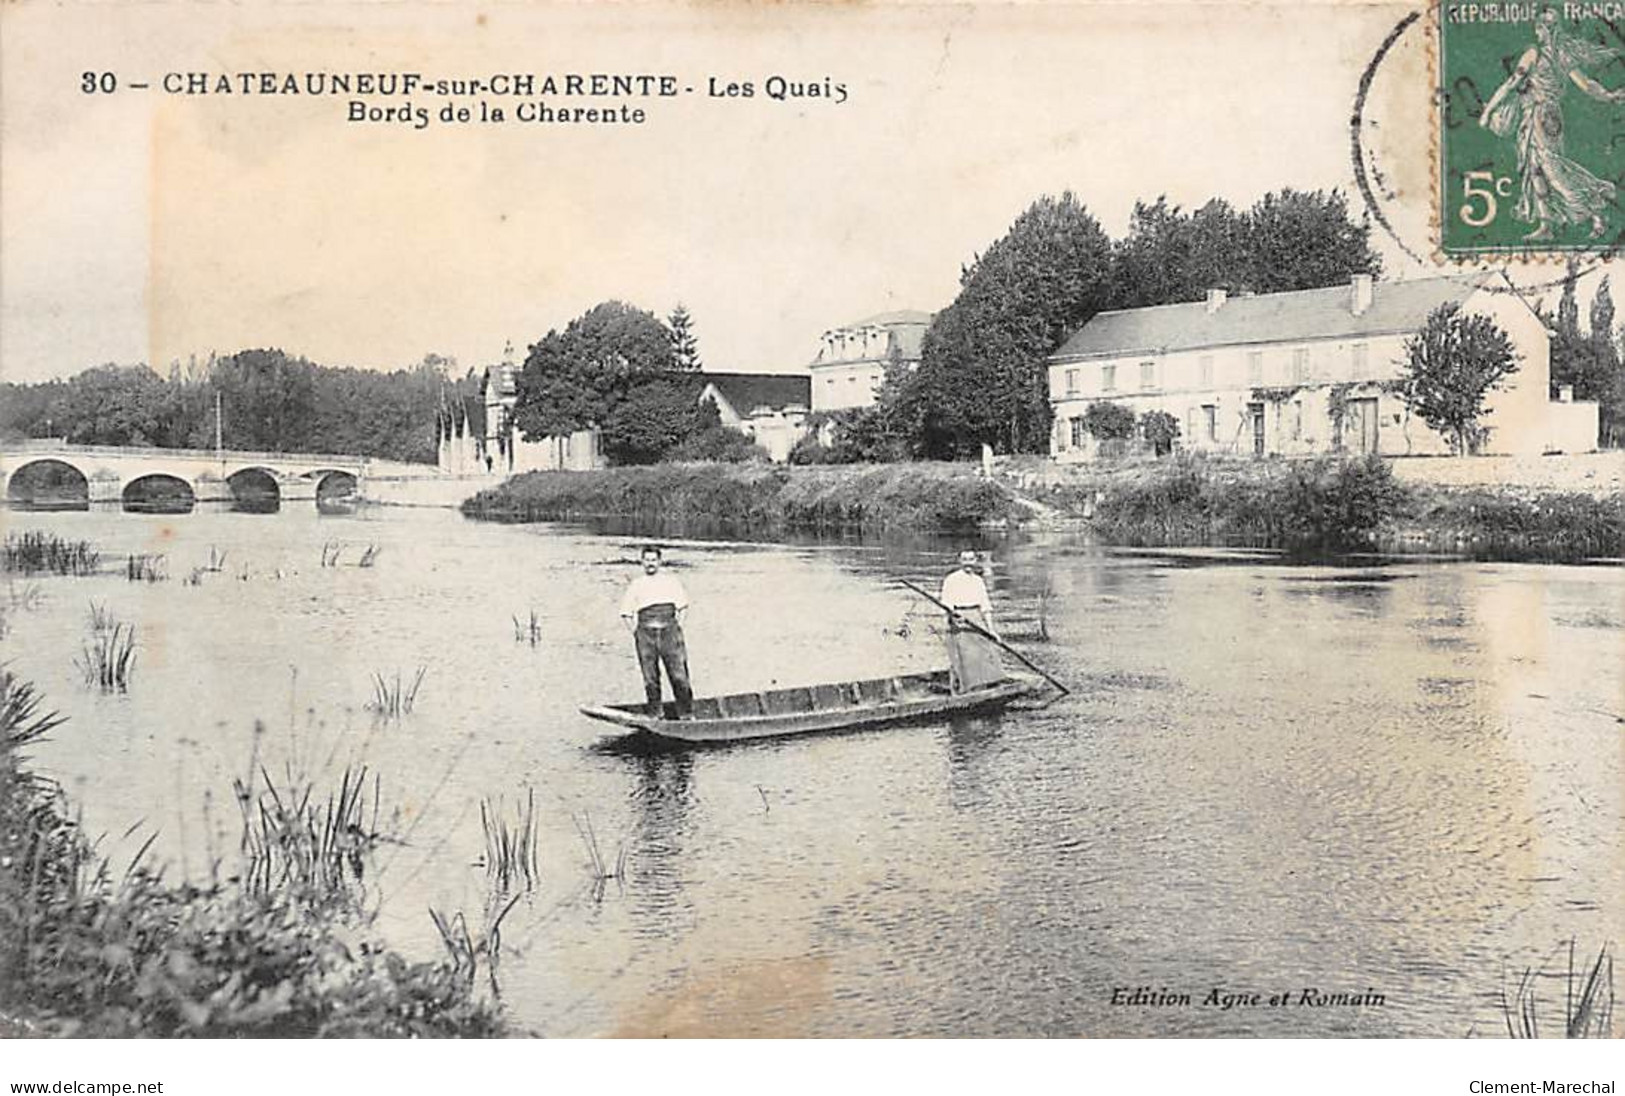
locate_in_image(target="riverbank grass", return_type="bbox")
[0,671,508,1037]
[463,462,1015,534]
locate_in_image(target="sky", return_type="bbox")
[1,0,1616,384]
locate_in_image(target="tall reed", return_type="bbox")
[428,892,522,1002]
[76,621,136,693]
[479,788,540,893]
[367,667,426,718]
[512,610,542,647]
[572,809,626,900]
[125,554,166,583]
[1502,940,1615,1039]
[233,761,381,909]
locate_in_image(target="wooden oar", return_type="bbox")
[897,578,1071,699]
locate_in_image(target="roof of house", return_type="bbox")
[843,309,932,329]
[815,310,931,365]
[483,362,519,397]
[697,372,811,414]
[1051,274,1494,361]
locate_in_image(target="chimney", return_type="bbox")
[1351,274,1374,316]
[1559,385,1574,403]
[1205,288,1227,315]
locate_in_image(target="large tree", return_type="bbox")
[1241,188,1381,295]
[1113,189,1380,309]
[511,300,679,445]
[48,365,179,447]
[895,192,1115,457]
[1392,303,1519,455]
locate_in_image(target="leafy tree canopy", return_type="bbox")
[512,300,679,442]
[1114,188,1381,309]
[1392,303,1519,455]
[894,192,1115,458]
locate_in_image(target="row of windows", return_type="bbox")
[1062,404,1223,448]
[1060,397,1345,451]
[1060,343,1374,396]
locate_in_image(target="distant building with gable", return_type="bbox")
[810,310,930,412]
[437,343,812,471]
[694,372,811,462]
[1047,273,1598,462]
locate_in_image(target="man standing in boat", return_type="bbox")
[620,545,694,719]
[940,549,1005,692]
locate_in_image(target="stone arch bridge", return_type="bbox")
[0,442,384,509]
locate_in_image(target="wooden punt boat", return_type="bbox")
[579,670,1036,744]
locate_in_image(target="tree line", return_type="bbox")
[27,185,1594,468]
[805,188,1383,461]
[0,352,463,464]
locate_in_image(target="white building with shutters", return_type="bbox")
[1047,273,1598,461]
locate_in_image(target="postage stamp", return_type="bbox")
[1438,2,1625,256]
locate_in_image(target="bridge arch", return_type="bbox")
[5,459,90,510]
[314,470,359,508]
[122,474,196,514]
[226,466,281,512]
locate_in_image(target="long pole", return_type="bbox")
[897,578,1071,698]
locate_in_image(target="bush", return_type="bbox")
[1406,487,1625,558]
[1082,401,1137,440]
[1088,454,1407,551]
[1139,410,1180,457]
[665,425,769,463]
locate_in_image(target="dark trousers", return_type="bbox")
[635,623,693,718]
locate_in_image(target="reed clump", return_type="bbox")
[479,788,540,894]
[125,554,167,583]
[513,610,542,646]
[2,531,100,577]
[233,760,382,909]
[76,615,136,693]
[367,667,426,718]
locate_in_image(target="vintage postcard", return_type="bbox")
[1,0,1621,1063]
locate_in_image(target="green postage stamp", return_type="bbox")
[1439,2,1625,255]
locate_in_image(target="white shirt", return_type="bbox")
[940,569,992,613]
[620,571,691,618]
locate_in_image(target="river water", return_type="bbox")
[2,504,1620,1037]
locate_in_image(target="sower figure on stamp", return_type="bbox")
[1478,6,1625,241]
[619,545,694,719]
[940,549,1005,693]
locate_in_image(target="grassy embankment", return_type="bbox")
[0,669,509,1037]
[462,456,1624,558]
[1024,454,1625,557]
[462,462,1015,534]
